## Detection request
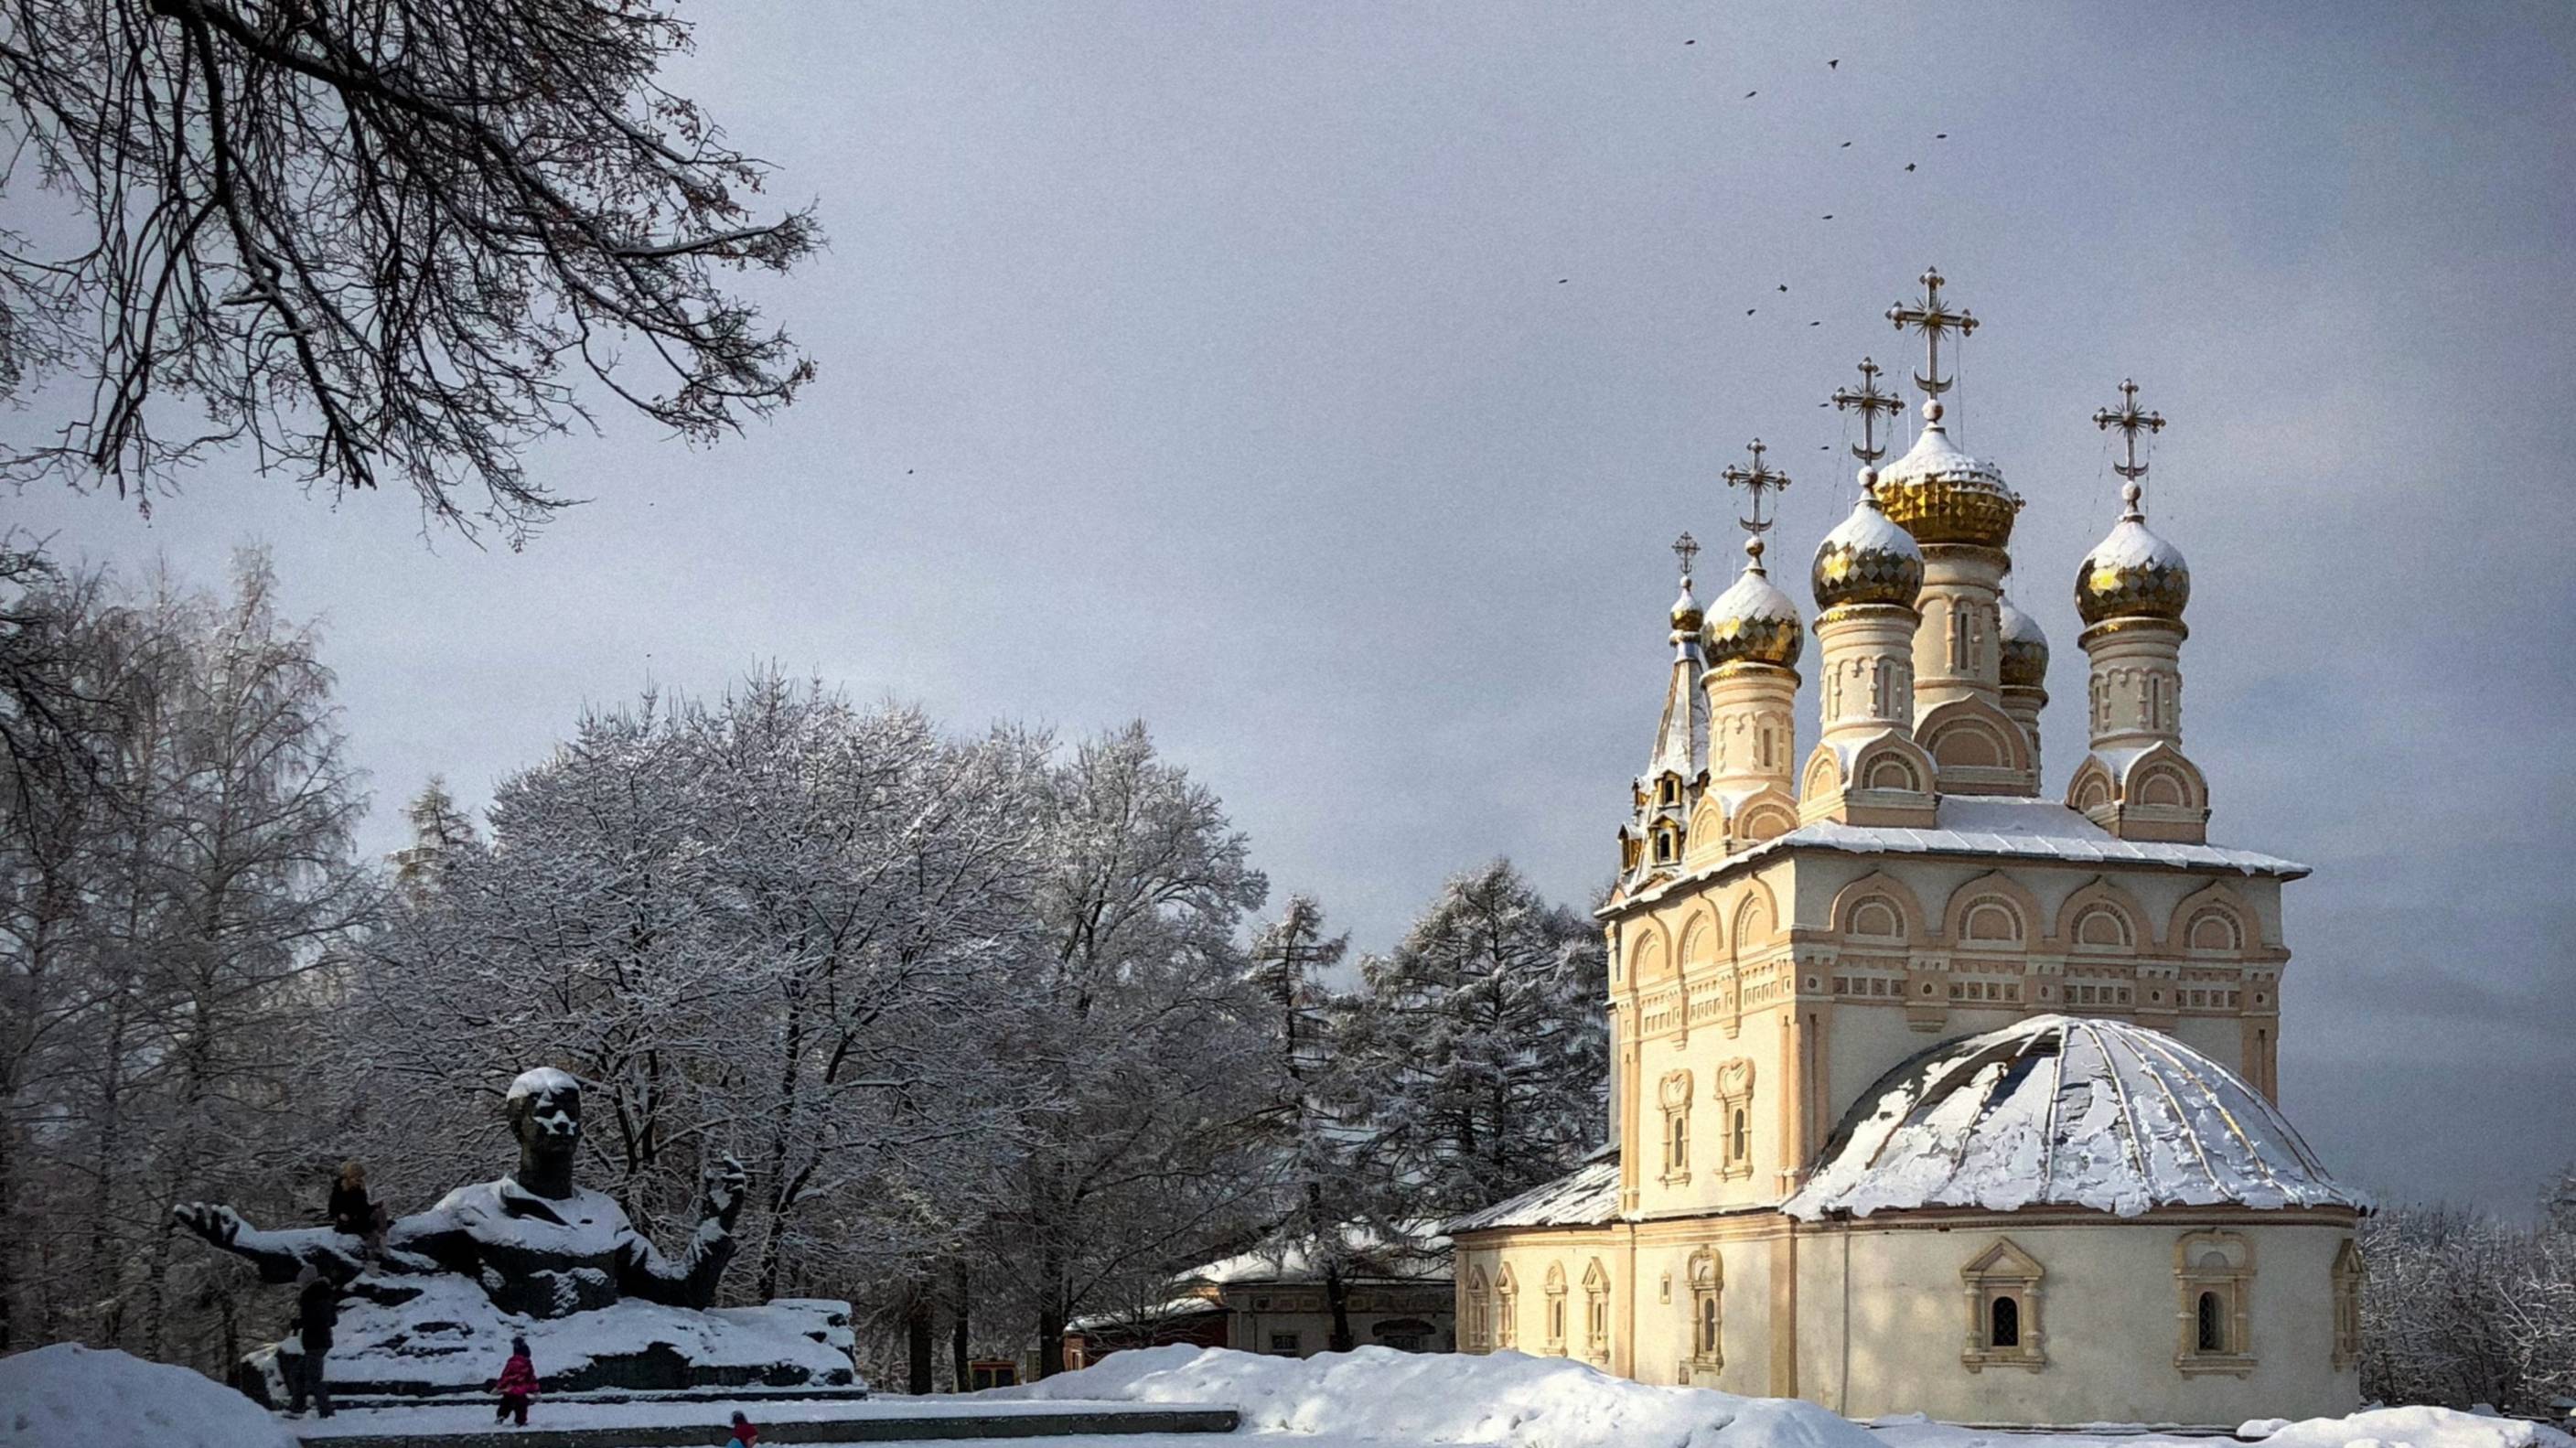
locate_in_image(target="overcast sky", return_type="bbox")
[12,2,2573,1213]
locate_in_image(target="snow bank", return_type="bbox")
[0,1343,295,1448]
[991,1345,1880,1448]
[2249,1407,2575,1448]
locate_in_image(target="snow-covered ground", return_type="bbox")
[291,1393,1214,1438]
[10,1341,2571,1448]
[992,1345,1874,1448]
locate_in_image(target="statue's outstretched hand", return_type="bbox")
[699,1155,748,1232]
[172,1202,245,1247]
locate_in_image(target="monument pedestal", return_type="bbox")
[242,1272,858,1406]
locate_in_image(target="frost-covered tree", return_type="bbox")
[355,677,1046,1307]
[390,778,478,900]
[2358,1178,2576,1416]
[985,723,1273,1377]
[0,550,373,1363]
[1244,894,1379,1353]
[1343,860,1607,1220]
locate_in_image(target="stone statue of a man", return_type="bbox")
[176,1068,747,1318]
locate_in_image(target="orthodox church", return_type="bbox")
[1448,272,2363,1427]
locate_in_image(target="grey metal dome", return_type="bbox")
[1785,1014,2362,1220]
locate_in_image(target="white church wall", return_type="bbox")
[1793,1215,2357,1426]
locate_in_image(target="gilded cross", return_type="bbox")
[1721,439,1790,536]
[1830,357,1905,464]
[1671,531,1701,587]
[1886,267,1979,400]
[2092,378,2166,480]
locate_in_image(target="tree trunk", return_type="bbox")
[1036,1240,1068,1378]
[949,1260,971,1392]
[1325,1260,1353,1354]
[757,983,806,1301]
[0,1103,15,1351]
[906,1283,934,1394]
[1036,1300,1068,1379]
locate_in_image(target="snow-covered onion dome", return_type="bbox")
[1873,401,2022,549]
[1785,1014,2364,1221]
[1997,593,2049,687]
[1701,538,1804,670]
[1670,578,1705,634]
[2076,480,2191,625]
[1810,478,1925,611]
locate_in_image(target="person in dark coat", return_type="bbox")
[287,1262,338,1418]
[327,1161,372,1237]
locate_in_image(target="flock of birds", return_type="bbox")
[1553,48,1959,369]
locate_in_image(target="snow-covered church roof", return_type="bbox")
[1784,1015,2364,1221]
[1448,1153,1622,1233]
[1705,795,2307,879]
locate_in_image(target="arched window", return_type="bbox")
[2174,1231,2255,1375]
[1712,1058,1755,1179]
[1685,1249,1723,1373]
[2332,1239,2365,1370]
[1959,1237,2045,1371]
[1494,1266,1518,1350]
[1657,1071,1693,1185]
[1465,1268,1492,1353]
[1581,1260,1611,1364]
[1543,1262,1568,1354]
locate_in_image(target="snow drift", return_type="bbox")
[2247,1407,2576,1448]
[0,1343,296,1448]
[990,1345,1881,1448]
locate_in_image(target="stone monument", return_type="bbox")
[176,1067,859,1404]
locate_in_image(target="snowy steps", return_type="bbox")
[293,1403,1241,1448]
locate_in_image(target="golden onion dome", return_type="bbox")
[1874,402,2022,550]
[1702,538,1804,670]
[1811,478,1925,611]
[2076,482,2191,625]
[1998,594,2049,687]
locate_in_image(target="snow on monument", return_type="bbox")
[173,1067,857,1403]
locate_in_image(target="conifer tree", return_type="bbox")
[1344,860,1608,1220]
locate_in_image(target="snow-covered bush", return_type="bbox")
[2359,1178,2576,1417]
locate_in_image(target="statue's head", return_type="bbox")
[505,1067,583,1172]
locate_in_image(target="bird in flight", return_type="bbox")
[1828,58,1840,69]
[1558,278,1568,284]
[1905,163,1917,172]
[1809,321,1821,327]
[1936,133,1949,139]
[1777,284,1788,292]
[1746,308,1756,316]
[1745,90,1758,99]
[1821,214,1834,220]
[1840,141,1852,148]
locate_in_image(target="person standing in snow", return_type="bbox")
[494,1336,538,1425]
[286,1263,338,1418]
[725,1409,758,1446]
[327,1161,371,1236]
